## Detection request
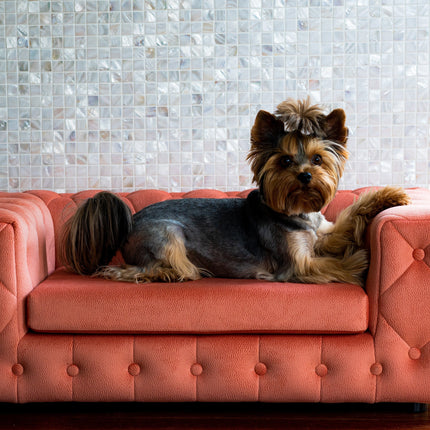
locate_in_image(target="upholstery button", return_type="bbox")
[370,363,383,376]
[315,364,328,377]
[12,364,24,376]
[190,363,203,376]
[254,362,267,376]
[409,347,421,360]
[67,364,80,377]
[128,363,141,376]
[413,249,425,261]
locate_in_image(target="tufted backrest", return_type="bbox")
[27,188,376,269]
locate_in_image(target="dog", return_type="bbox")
[62,98,410,286]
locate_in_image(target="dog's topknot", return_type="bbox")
[275,97,325,135]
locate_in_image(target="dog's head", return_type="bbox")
[248,98,349,215]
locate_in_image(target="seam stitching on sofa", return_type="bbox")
[24,190,56,206]
[382,219,430,293]
[11,220,18,295]
[16,332,20,403]
[0,279,16,299]
[380,262,414,299]
[72,335,74,402]
[372,334,377,403]
[375,218,408,331]
[378,315,414,349]
[0,284,17,336]
[319,336,323,402]
[389,220,430,272]
[390,221,414,250]
[195,336,198,401]
[11,219,26,372]
[380,311,430,351]
[373,217,388,336]
[257,335,260,402]
[133,336,136,401]
[9,219,20,403]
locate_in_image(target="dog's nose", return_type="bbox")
[298,172,312,185]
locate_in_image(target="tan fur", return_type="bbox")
[164,231,203,281]
[257,134,346,215]
[248,100,349,216]
[281,231,368,285]
[315,186,411,259]
[96,231,202,283]
[96,264,180,283]
[275,96,326,135]
[62,98,410,288]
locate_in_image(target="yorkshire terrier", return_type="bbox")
[62,98,410,287]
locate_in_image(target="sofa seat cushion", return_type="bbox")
[27,269,369,334]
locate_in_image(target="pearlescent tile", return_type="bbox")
[1,0,430,192]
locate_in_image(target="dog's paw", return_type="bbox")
[350,186,410,220]
[375,186,411,209]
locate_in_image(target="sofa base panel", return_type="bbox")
[7,332,381,403]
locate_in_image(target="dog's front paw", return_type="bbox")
[351,186,410,220]
[375,186,411,209]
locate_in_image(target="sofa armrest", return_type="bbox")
[0,192,55,401]
[366,188,430,336]
[366,188,430,401]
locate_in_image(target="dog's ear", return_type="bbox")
[248,111,285,183]
[323,109,348,145]
[250,110,285,148]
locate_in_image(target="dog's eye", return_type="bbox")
[280,155,294,168]
[311,154,323,165]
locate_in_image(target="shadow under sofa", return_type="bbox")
[1,187,430,403]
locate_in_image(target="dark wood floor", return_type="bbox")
[1,402,429,430]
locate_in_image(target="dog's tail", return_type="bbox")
[61,192,133,275]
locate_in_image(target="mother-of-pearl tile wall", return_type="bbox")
[0,0,429,193]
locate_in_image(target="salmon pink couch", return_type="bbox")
[1,187,430,403]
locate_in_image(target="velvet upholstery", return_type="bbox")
[27,270,369,334]
[1,187,430,403]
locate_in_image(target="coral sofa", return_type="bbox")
[1,187,430,404]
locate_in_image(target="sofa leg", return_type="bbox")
[412,403,428,413]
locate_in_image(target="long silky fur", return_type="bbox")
[61,192,133,275]
[275,96,326,135]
